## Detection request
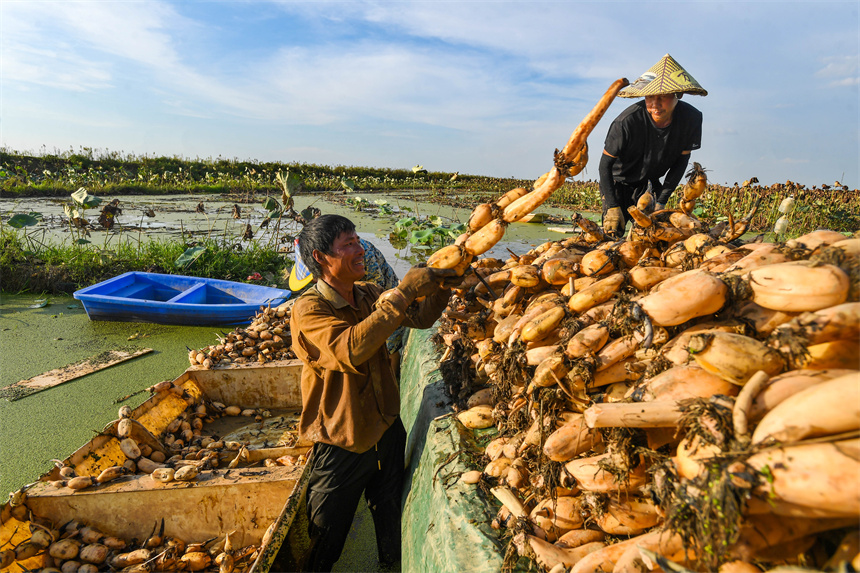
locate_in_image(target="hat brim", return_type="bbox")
[618,54,707,98]
[288,263,313,292]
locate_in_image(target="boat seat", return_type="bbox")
[109,283,156,300]
[166,281,207,303]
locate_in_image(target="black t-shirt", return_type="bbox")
[603,100,702,186]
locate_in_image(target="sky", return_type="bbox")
[1,1,858,189]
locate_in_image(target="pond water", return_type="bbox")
[0,191,598,496]
[0,191,598,278]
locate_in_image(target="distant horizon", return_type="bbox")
[3,143,854,191]
[2,2,858,190]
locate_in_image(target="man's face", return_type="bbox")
[317,230,365,283]
[645,94,679,126]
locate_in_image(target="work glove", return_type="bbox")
[655,202,666,211]
[398,266,458,301]
[602,206,625,238]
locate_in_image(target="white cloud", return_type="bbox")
[815,55,859,87]
[830,77,860,87]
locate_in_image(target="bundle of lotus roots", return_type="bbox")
[434,186,859,572]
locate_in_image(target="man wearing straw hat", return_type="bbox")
[599,54,707,237]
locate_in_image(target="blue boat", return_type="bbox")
[73,271,291,326]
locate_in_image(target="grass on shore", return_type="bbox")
[0,229,290,295]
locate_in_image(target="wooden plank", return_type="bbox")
[1,348,154,401]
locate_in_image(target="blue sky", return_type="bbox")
[2,1,858,189]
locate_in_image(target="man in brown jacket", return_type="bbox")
[290,214,458,572]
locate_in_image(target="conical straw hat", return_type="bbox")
[618,54,708,98]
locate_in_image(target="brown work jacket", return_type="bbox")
[290,279,449,453]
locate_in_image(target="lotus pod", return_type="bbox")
[749,262,849,312]
[688,331,785,385]
[638,270,728,326]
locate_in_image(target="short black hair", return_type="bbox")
[298,214,356,279]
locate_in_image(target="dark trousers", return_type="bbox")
[601,180,652,226]
[304,419,406,572]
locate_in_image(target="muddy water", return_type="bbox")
[0,192,596,495]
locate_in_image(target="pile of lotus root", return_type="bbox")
[417,77,858,573]
[188,301,296,368]
[433,186,859,573]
